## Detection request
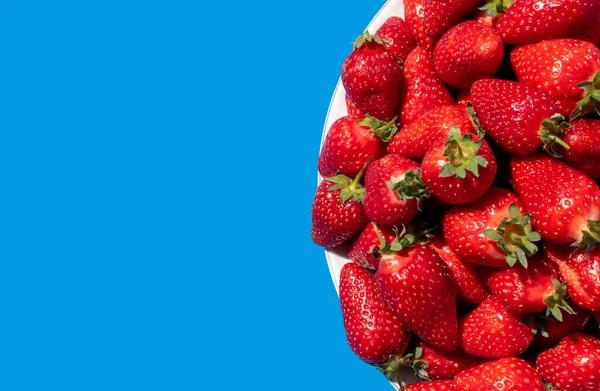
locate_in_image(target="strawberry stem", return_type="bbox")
[570,70,600,121]
[387,169,429,201]
[572,219,600,256]
[439,126,488,179]
[544,278,576,322]
[540,114,571,158]
[357,116,399,142]
[353,31,387,49]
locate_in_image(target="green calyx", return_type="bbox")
[466,102,486,138]
[386,169,430,201]
[357,115,399,142]
[478,0,515,16]
[353,31,388,49]
[571,219,600,257]
[370,224,435,257]
[439,126,488,179]
[326,159,371,204]
[377,348,429,383]
[481,203,541,268]
[539,114,572,158]
[570,70,600,121]
[544,383,559,391]
[544,278,576,322]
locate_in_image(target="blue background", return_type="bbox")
[1,1,396,389]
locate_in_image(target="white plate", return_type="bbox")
[319,0,418,388]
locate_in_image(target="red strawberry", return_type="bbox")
[364,154,425,226]
[375,228,459,350]
[341,32,402,122]
[511,39,600,116]
[475,0,515,28]
[387,105,474,160]
[399,47,454,127]
[459,295,534,358]
[375,16,417,63]
[433,21,504,89]
[348,222,397,270]
[471,79,559,155]
[430,236,490,305]
[496,0,600,45]
[537,332,600,391]
[311,171,369,248]
[442,187,541,268]
[533,300,591,350]
[561,119,600,179]
[345,93,363,117]
[510,153,600,245]
[454,357,545,391]
[339,263,410,365]
[318,115,397,178]
[421,127,497,205]
[417,341,484,380]
[404,0,437,52]
[404,380,456,391]
[424,0,481,39]
[456,90,471,108]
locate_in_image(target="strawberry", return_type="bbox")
[318,115,398,178]
[561,119,600,179]
[533,300,591,350]
[399,46,454,127]
[454,357,545,391]
[433,21,504,89]
[423,0,481,39]
[339,263,410,364]
[345,93,363,117]
[429,236,490,305]
[456,90,471,108]
[375,16,417,63]
[470,79,559,155]
[459,295,534,358]
[417,341,484,380]
[403,380,456,391]
[364,154,425,226]
[421,127,497,205]
[341,32,402,122]
[387,105,474,160]
[510,153,600,246]
[511,39,600,116]
[348,222,397,270]
[311,170,369,248]
[536,332,600,391]
[375,227,459,350]
[496,0,600,45]
[404,0,437,52]
[571,69,600,119]
[475,0,515,28]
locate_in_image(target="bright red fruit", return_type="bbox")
[399,47,454,127]
[345,93,363,117]
[418,341,483,380]
[561,119,600,179]
[456,90,471,108]
[341,32,402,122]
[387,105,474,160]
[423,0,481,39]
[537,332,600,391]
[511,39,600,116]
[533,300,591,350]
[433,21,503,89]
[454,357,545,391]
[404,380,456,391]
[471,79,558,155]
[318,115,397,178]
[348,222,397,270]
[375,16,417,63]
[404,0,437,52]
[475,0,515,28]
[422,127,497,205]
[364,154,425,226]
[459,295,534,358]
[510,153,600,245]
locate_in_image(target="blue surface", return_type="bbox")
[1,0,395,389]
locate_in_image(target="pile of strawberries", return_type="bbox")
[311,0,600,389]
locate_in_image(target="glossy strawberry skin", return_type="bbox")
[404,0,437,52]
[345,93,363,117]
[387,105,474,160]
[533,300,591,350]
[471,79,558,155]
[341,37,402,122]
[424,0,481,39]
[419,341,484,380]
[459,295,534,359]
[456,89,471,108]
[364,154,421,226]
[510,153,600,244]
[376,244,459,351]
[404,380,457,391]
[537,332,600,391]
[375,16,417,63]
[511,39,600,116]
[399,47,454,127]
[339,263,409,364]
[433,21,504,89]
[348,222,397,270]
[454,357,545,391]
[562,119,600,179]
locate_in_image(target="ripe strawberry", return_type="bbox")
[537,332,600,391]
[403,380,456,391]
[429,236,489,305]
[341,32,402,122]
[496,0,600,45]
[417,341,483,380]
[421,127,497,205]
[454,357,545,391]
[471,79,558,155]
[364,154,425,226]
[475,0,515,28]
[311,171,369,248]
[375,16,417,63]
[399,47,454,127]
[510,153,600,245]
[318,115,397,178]
[387,105,474,160]
[533,300,591,350]
[348,222,397,270]
[375,227,459,350]
[404,0,437,52]
[459,295,534,358]
[456,90,471,108]
[511,39,600,116]
[345,93,363,117]
[423,0,481,39]
[433,21,504,89]
[561,119,600,179]
[339,263,410,364]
